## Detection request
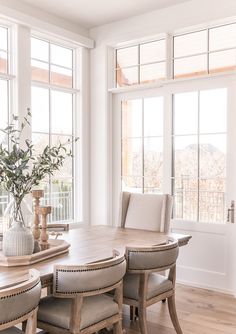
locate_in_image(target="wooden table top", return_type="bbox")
[0,225,191,289]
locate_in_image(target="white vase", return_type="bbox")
[2,199,34,257]
[3,221,34,256]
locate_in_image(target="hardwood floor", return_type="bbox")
[122,284,236,334]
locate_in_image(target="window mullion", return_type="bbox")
[138,44,141,85]
[207,28,210,74]
[197,91,200,222]
[142,98,145,193]
[47,88,51,223]
[166,34,173,80]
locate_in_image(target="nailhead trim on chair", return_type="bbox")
[127,243,178,252]
[0,305,38,325]
[0,281,40,325]
[55,278,123,294]
[57,257,125,273]
[0,281,40,300]
[55,258,126,294]
[127,248,177,271]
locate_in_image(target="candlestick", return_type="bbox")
[36,206,52,251]
[32,190,44,241]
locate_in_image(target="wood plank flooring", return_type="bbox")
[122,284,236,334]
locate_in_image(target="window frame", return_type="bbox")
[173,22,236,79]
[115,37,167,88]
[31,35,80,224]
[0,20,87,228]
[112,73,233,226]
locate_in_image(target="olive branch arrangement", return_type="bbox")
[0,108,77,224]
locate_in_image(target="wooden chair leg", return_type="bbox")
[167,295,183,334]
[135,306,139,319]
[22,320,27,332]
[114,319,123,334]
[25,309,37,334]
[130,305,139,321]
[138,306,148,334]
[130,306,134,321]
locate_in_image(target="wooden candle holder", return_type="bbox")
[32,190,44,241]
[36,206,52,251]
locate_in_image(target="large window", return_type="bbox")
[0,21,83,227]
[172,89,227,223]
[120,88,227,224]
[117,22,232,224]
[0,25,10,224]
[31,37,76,223]
[121,97,164,193]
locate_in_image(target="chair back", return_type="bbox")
[125,238,179,274]
[53,251,126,298]
[119,192,173,232]
[0,269,41,330]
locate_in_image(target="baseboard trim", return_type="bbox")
[176,278,233,295]
[176,264,233,295]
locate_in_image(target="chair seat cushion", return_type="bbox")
[0,327,23,334]
[123,273,173,300]
[38,294,119,330]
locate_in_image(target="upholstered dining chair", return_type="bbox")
[0,269,41,334]
[37,251,127,334]
[119,192,173,233]
[123,238,182,334]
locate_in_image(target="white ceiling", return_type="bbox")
[19,0,191,29]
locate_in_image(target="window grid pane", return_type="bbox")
[209,49,236,74]
[31,37,76,223]
[31,37,74,89]
[174,55,207,79]
[116,39,166,87]
[172,89,227,223]
[31,87,74,223]
[173,23,236,80]
[121,97,164,194]
[174,30,208,58]
[209,23,236,51]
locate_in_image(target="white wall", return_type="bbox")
[89,0,236,293]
